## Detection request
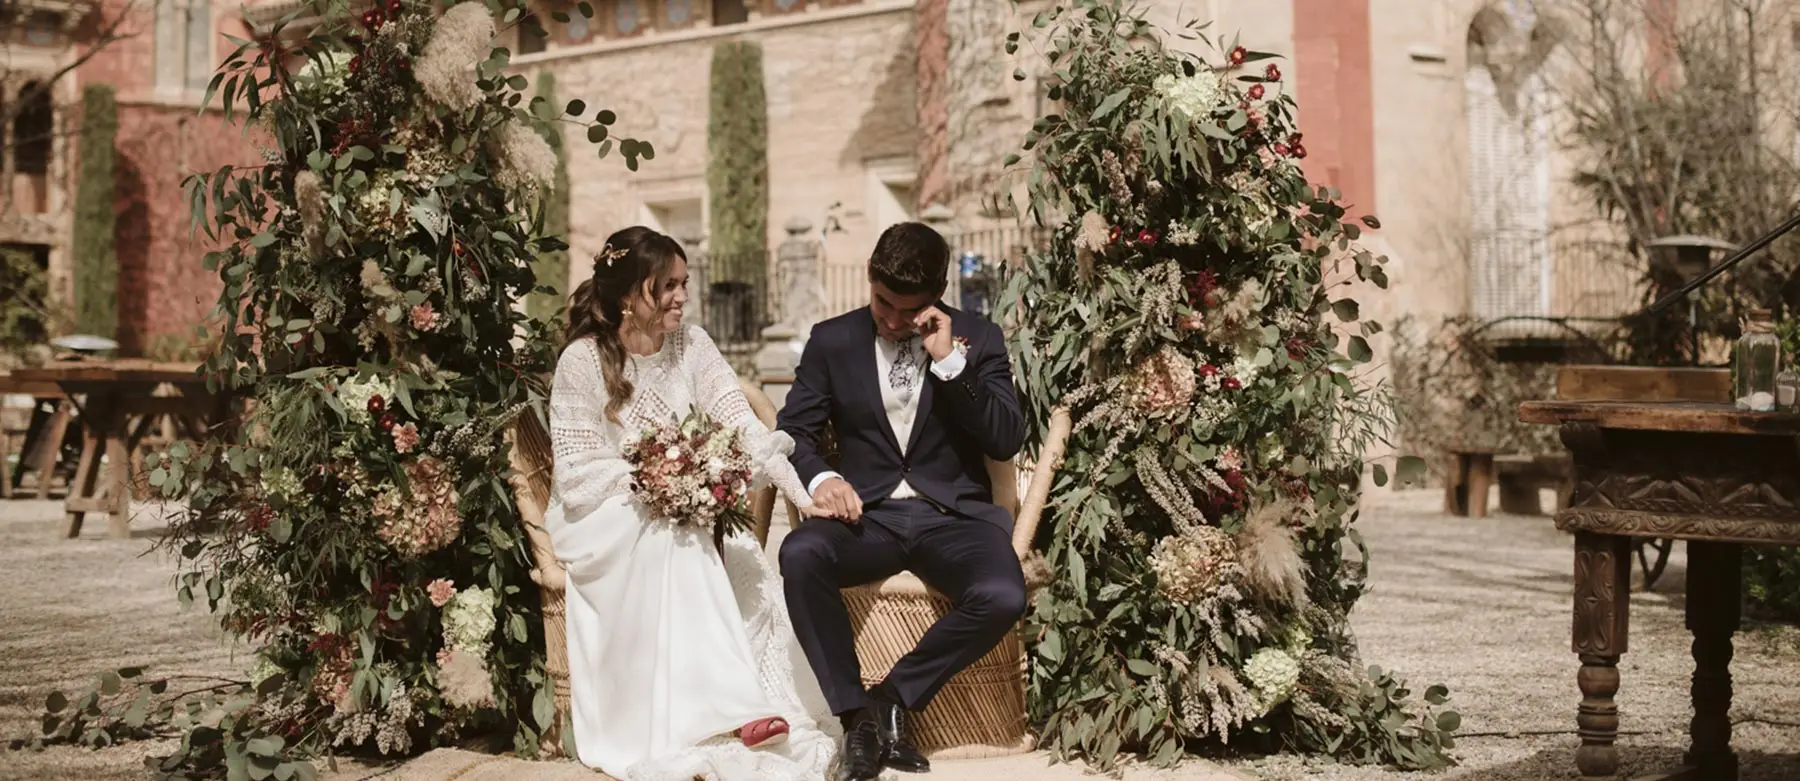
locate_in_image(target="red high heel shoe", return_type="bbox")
[737,716,789,748]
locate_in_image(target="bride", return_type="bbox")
[544,226,838,779]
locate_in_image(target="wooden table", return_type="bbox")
[1519,400,1800,780]
[1,372,72,499]
[11,361,226,539]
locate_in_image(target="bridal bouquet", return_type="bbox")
[622,409,758,539]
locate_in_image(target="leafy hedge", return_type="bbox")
[705,40,769,260]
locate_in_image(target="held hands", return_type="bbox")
[914,306,955,362]
[808,477,864,523]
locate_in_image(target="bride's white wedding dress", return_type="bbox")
[544,325,838,780]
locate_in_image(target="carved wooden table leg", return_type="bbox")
[1572,531,1631,777]
[1684,540,1740,780]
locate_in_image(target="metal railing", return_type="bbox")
[818,225,1052,319]
[687,248,772,351]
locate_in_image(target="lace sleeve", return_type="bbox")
[687,326,814,509]
[550,339,633,520]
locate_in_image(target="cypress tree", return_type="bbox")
[72,84,118,338]
[705,41,769,264]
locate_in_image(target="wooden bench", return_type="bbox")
[1495,453,1573,515]
[1444,449,1496,517]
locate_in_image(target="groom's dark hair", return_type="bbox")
[868,222,950,297]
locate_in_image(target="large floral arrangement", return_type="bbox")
[1000,3,1455,770]
[22,1,649,776]
[621,409,757,540]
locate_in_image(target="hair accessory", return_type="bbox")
[598,243,629,268]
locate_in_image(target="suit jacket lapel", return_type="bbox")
[905,302,953,454]
[905,369,934,455]
[852,310,902,452]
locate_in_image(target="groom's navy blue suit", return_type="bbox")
[777,304,1028,715]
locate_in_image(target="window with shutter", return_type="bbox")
[1465,4,1552,321]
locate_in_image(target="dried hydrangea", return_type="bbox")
[1149,525,1235,602]
[1127,344,1197,415]
[373,456,462,558]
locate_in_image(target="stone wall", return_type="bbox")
[533,3,918,290]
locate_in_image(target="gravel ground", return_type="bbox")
[1229,490,1800,780]
[1,490,1796,780]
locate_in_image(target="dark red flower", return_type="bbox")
[367,394,385,415]
[1108,225,1124,244]
[1198,363,1220,378]
[246,504,274,532]
[1223,377,1242,391]
[1291,143,1308,159]
[1229,46,1248,66]
[1285,336,1310,360]
[1265,64,1282,81]
[1136,229,1158,245]
[1274,142,1291,157]
[712,484,728,502]
[387,0,404,15]
[1186,270,1219,306]
[380,412,397,431]
[1248,84,1265,100]
[1288,132,1304,144]
[396,57,411,72]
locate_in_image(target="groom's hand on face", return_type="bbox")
[813,477,863,522]
[915,306,955,362]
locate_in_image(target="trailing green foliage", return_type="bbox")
[1000,2,1450,770]
[73,84,118,340]
[527,71,571,322]
[706,40,769,261]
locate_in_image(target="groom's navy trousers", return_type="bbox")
[776,305,1028,715]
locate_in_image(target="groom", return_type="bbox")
[777,222,1027,781]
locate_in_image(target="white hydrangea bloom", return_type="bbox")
[1154,71,1225,120]
[442,586,498,655]
[1244,647,1301,710]
[336,375,395,423]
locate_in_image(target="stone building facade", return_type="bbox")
[4,0,256,356]
[9,0,1677,349]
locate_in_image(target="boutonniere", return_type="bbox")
[953,336,971,356]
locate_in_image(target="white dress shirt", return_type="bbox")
[806,334,967,499]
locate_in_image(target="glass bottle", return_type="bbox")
[1779,368,1800,410]
[1734,308,1780,411]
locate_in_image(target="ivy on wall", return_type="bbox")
[73,84,118,340]
[705,40,769,264]
[527,71,572,322]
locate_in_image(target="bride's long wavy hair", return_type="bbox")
[565,226,687,424]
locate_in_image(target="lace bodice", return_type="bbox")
[549,326,812,522]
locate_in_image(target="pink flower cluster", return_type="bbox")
[427,578,456,607]
[374,456,463,557]
[621,410,755,535]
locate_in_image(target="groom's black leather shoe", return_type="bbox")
[837,718,883,781]
[874,700,931,773]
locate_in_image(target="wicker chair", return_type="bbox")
[783,408,1072,759]
[506,376,785,757]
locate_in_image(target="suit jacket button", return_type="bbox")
[903,464,911,473]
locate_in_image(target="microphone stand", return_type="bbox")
[1636,209,1800,365]
[1643,210,1800,316]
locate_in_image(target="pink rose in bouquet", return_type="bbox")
[621,409,756,540]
